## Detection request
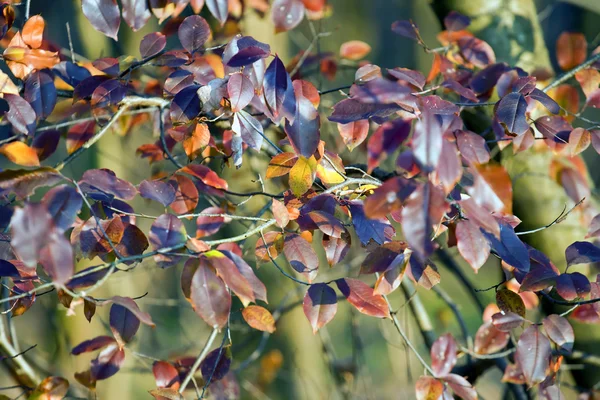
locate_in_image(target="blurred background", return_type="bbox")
[1,0,600,399]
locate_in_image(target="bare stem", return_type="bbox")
[179,327,220,394]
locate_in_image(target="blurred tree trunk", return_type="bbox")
[431,0,599,391]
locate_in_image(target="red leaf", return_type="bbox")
[39,231,74,285]
[180,164,228,190]
[491,311,524,332]
[283,233,319,282]
[272,199,290,228]
[153,361,180,389]
[442,374,478,400]
[335,278,390,318]
[196,206,225,238]
[79,169,137,201]
[168,174,199,214]
[337,120,369,151]
[556,32,587,71]
[339,40,371,60]
[21,15,44,49]
[205,250,255,306]
[542,314,574,353]
[188,258,231,328]
[455,130,490,165]
[474,321,510,355]
[430,333,457,378]
[10,202,53,268]
[456,220,490,272]
[515,325,551,387]
[303,283,338,333]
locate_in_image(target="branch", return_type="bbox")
[541,291,600,306]
[543,52,600,93]
[401,280,436,349]
[515,198,584,236]
[179,326,220,393]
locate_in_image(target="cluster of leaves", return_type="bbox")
[0,1,598,399]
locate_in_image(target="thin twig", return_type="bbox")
[515,198,584,236]
[543,53,600,93]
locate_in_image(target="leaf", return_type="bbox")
[266,152,297,178]
[4,94,36,135]
[39,231,74,285]
[78,216,124,258]
[24,69,56,120]
[556,32,587,71]
[180,164,228,191]
[168,174,199,214]
[22,15,44,49]
[0,142,39,167]
[496,92,529,135]
[412,110,443,171]
[328,98,401,124]
[206,0,228,25]
[456,220,490,272]
[255,231,283,262]
[178,15,210,54]
[228,73,254,113]
[543,314,574,353]
[109,302,141,346]
[284,85,320,157]
[263,55,295,122]
[0,167,62,199]
[149,214,187,252]
[272,199,289,228]
[349,201,395,246]
[153,361,180,390]
[565,241,600,266]
[442,374,478,400]
[79,169,137,201]
[196,206,225,238]
[140,32,166,58]
[391,20,420,41]
[242,305,276,333]
[474,321,510,355]
[339,40,371,60]
[188,259,230,328]
[10,202,53,268]
[336,278,390,318]
[226,36,271,67]
[457,36,495,68]
[67,120,95,154]
[71,336,116,355]
[515,325,551,387]
[232,110,263,150]
[401,183,448,257]
[283,233,318,282]
[496,288,526,318]
[82,0,120,40]
[555,272,590,301]
[337,120,369,151]
[200,347,232,382]
[32,129,60,161]
[149,389,184,400]
[307,211,344,238]
[492,311,524,332]
[455,130,490,165]
[220,250,267,303]
[170,85,201,124]
[91,343,125,380]
[91,79,129,108]
[482,222,530,273]
[139,180,176,207]
[303,283,337,333]
[415,376,443,400]
[272,0,305,33]
[430,333,457,377]
[444,11,471,31]
[289,156,317,197]
[122,0,151,31]
[205,250,255,306]
[367,118,411,171]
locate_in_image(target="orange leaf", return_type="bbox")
[556,32,587,71]
[266,152,297,179]
[21,15,44,49]
[0,141,40,166]
[242,305,276,333]
[183,123,210,159]
[339,40,371,60]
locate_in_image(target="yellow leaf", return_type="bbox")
[0,141,40,166]
[289,156,317,197]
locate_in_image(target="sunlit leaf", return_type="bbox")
[515,325,551,386]
[543,314,574,353]
[556,32,587,71]
[242,305,276,333]
[81,0,120,40]
[336,278,390,318]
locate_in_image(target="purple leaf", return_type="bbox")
[170,85,201,124]
[24,69,57,120]
[226,36,271,67]
[232,110,264,150]
[444,11,470,31]
[139,180,176,207]
[81,0,120,40]
[391,20,419,41]
[110,302,140,345]
[91,79,129,108]
[178,15,210,54]
[481,222,530,273]
[348,202,395,246]
[412,110,443,171]
[556,272,590,301]
[515,326,551,387]
[263,55,296,122]
[10,202,53,269]
[495,92,529,135]
[72,336,116,355]
[53,61,91,88]
[206,0,228,25]
[528,88,559,114]
[565,241,600,266]
[228,73,254,112]
[284,96,320,157]
[39,231,74,285]
[387,67,425,90]
[91,343,125,380]
[187,258,231,328]
[140,32,166,58]
[79,169,137,201]
[42,185,82,232]
[200,347,232,382]
[4,94,36,135]
[73,75,110,102]
[283,233,319,282]
[328,98,401,124]
[122,0,151,31]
